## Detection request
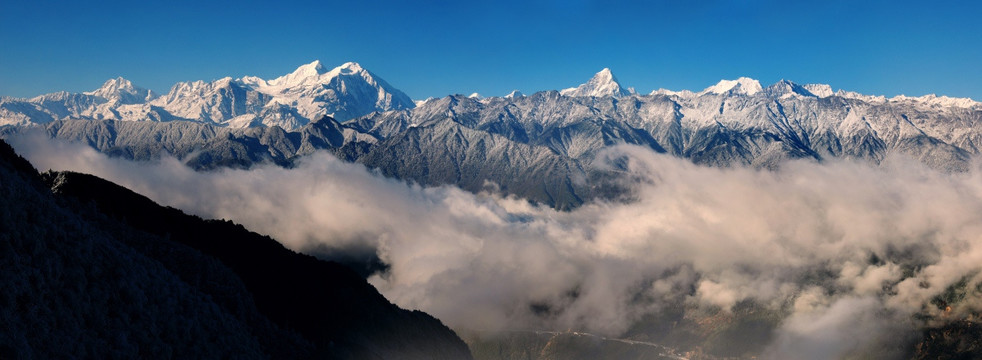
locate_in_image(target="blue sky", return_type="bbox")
[1,0,980,100]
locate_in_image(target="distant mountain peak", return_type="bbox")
[803,83,834,97]
[104,76,132,87]
[596,67,614,79]
[268,60,330,87]
[504,90,524,99]
[561,68,631,98]
[84,76,155,104]
[763,79,818,98]
[245,60,415,125]
[336,61,364,75]
[702,77,763,96]
[269,61,379,89]
[297,59,328,76]
[86,77,135,95]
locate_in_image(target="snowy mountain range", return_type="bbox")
[0,61,414,130]
[4,61,979,130]
[4,64,982,208]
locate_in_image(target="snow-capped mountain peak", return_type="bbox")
[85,77,134,95]
[265,61,376,90]
[595,68,614,81]
[702,77,763,96]
[238,75,267,88]
[267,60,330,87]
[650,88,693,97]
[763,80,817,98]
[243,60,415,126]
[803,84,834,98]
[297,59,328,75]
[83,77,156,104]
[505,90,525,99]
[335,61,363,75]
[888,94,980,108]
[561,68,632,97]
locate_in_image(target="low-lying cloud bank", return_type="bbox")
[11,133,982,358]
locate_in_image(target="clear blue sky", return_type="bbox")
[1,0,980,100]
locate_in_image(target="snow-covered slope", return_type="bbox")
[0,61,414,130]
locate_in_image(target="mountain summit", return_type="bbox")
[252,60,415,124]
[265,60,330,87]
[701,77,763,95]
[561,68,633,97]
[83,77,156,104]
[263,61,371,89]
[763,79,818,98]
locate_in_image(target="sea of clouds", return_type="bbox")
[11,133,982,358]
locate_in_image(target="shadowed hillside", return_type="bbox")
[0,139,472,359]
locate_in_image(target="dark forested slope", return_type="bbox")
[0,139,472,359]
